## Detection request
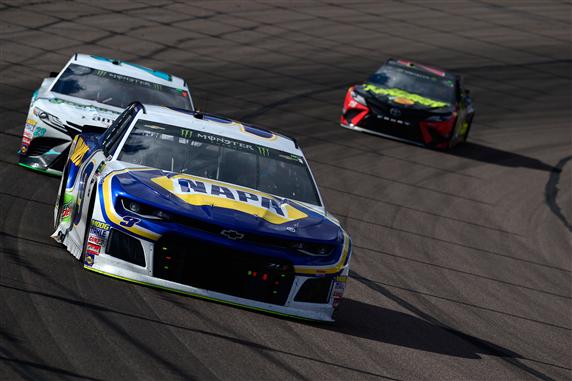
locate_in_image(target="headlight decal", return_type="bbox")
[294,231,351,275]
[100,168,161,241]
[33,106,67,132]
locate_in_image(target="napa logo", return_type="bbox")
[151,174,308,224]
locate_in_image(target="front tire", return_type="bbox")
[462,114,474,143]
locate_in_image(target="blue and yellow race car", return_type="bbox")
[52,103,351,321]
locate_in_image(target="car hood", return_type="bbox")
[356,83,454,111]
[35,94,122,128]
[110,168,341,242]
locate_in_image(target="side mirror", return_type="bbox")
[49,72,59,78]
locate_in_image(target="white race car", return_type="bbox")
[19,54,194,176]
[53,103,352,321]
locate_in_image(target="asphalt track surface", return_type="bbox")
[0,1,571,380]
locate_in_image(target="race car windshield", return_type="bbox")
[366,64,455,104]
[117,120,322,206]
[51,64,192,110]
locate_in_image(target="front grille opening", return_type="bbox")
[345,109,363,124]
[27,137,69,157]
[106,229,145,266]
[294,278,332,303]
[154,235,295,306]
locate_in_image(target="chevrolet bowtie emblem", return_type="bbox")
[221,229,244,240]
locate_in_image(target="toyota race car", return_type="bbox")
[19,54,194,176]
[341,58,475,148]
[52,103,352,321]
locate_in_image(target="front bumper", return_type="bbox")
[83,223,349,322]
[18,117,71,176]
[85,262,339,321]
[341,122,425,147]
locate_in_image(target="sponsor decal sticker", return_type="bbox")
[91,219,110,231]
[332,276,347,308]
[95,162,106,177]
[70,137,89,166]
[88,220,110,249]
[61,206,72,219]
[88,234,102,245]
[85,253,95,267]
[92,115,113,125]
[86,242,101,255]
[363,83,450,108]
[151,174,308,225]
[61,193,74,223]
[24,119,37,139]
[393,97,415,106]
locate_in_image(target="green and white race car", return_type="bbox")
[19,53,194,176]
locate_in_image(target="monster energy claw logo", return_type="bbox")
[181,129,193,138]
[257,146,270,156]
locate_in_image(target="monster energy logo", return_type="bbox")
[181,129,193,139]
[257,146,270,156]
[96,70,106,76]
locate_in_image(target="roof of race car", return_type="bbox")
[136,104,302,154]
[71,54,187,89]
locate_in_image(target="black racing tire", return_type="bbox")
[462,114,475,143]
[446,116,460,150]
[447,135,456,150]
[79,185,97,264]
